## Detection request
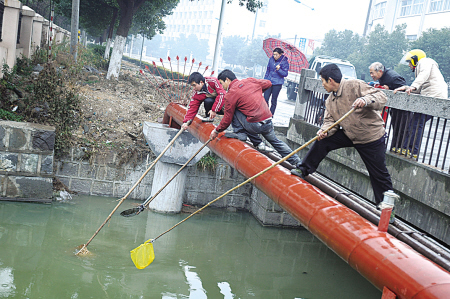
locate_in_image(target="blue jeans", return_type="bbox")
[231,110,301,166]
[263,84,282,115]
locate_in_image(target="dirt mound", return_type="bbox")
[73,61,181,163]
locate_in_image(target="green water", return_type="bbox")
[0,196,380,298]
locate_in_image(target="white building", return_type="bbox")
[366,0,450,40]
[160,0,268,62]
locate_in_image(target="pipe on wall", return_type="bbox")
[164,103,450,298]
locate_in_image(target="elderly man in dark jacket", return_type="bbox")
[369,62,407,152]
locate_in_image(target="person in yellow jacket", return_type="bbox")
[394,49,448,158]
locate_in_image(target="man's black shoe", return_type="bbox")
[291,168,305,179]
[224,132,247,141]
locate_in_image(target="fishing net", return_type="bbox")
[130,240,155,269]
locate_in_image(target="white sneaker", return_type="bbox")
[256,143,274,152]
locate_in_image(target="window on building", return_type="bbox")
[259,20,266,28]
[0,0,4,42]
[400,0,424,16]
[407,34,417,40]
[430,0,450,11]
[373,1,387,19]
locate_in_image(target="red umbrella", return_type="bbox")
[262,37,309,74]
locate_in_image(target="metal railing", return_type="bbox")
[300,77,450,173]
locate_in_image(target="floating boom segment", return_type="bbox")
[164,102,450,298]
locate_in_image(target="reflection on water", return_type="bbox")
[0,196,380,298]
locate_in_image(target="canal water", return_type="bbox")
[0,195,380,298]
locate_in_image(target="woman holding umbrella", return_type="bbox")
[263,47,289,115]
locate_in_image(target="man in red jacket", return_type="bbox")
[181,72,226,131]
[210,69,302,165]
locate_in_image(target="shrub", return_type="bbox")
[0,109,23,122]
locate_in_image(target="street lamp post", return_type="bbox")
[212,0,227,76]
[293,0,314,11]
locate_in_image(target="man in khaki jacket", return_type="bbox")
[394,50,448,158]
[291,64,393,205]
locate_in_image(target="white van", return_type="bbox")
[285,55,357,101]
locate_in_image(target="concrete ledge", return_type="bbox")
[1,175,52,199]
[4,0,22,9]
[250,187,303,227]
[21,6,35,17]
[0,120,55,203]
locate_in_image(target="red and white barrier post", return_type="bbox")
[378,190,400,232]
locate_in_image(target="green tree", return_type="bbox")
[144,34,164,58]
[315,29,365,61]
[238,37,267,69]
[222,35,246,67]
[56,0,117,41]
[317,25,410,81]
[358,24,409,81]
[27,0,71,30]
[55,0,263,79]
[365,24,408,69]
[410,27,450,82]
[165,34,209,61]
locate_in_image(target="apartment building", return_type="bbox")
[160,0,269,61]
[367,0,450,39]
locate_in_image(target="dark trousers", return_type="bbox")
[231,110,302,167]
[204,97,224,117]
[263,84,282,115]
[403,113,430,155]
[298,129,393,204]
[389,108,409,149]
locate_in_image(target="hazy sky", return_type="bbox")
[224,0,371,41]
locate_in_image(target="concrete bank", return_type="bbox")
[0,120,55,203]
[55,146,302,228]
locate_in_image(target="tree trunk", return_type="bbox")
[104,8,118,60]
[106,1,138,79]
[129,34,134,56]
[104,38,112,60]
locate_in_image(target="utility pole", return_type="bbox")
[251,8,259,41]
[70,0,80,62]
[139,35,145,68]
[363,0,373,37]
[212,0,226,76]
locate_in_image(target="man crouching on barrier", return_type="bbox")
[209,69,302,168]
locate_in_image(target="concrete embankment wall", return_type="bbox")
[0,120,55,203]
[55,146,301,228]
